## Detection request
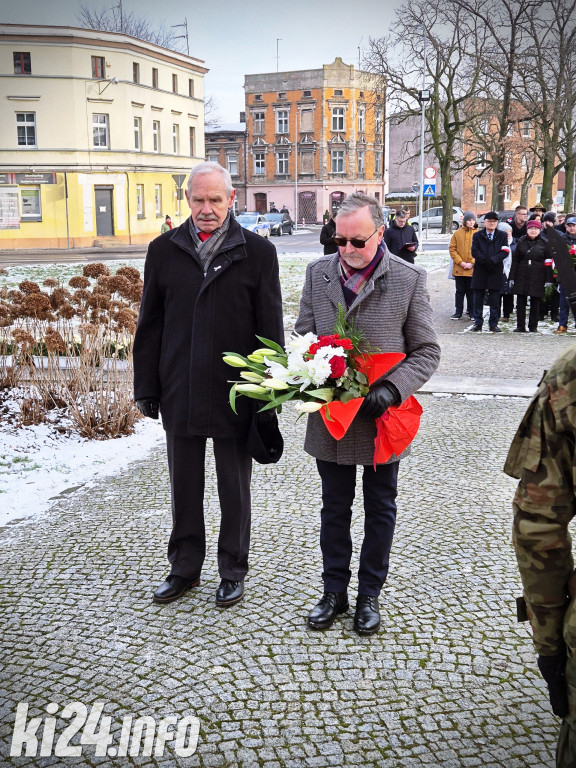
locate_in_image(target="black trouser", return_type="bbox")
[472,288,500,329]
[500,293,514,319]
[516,295,540,332]
[165,433,252,581]
[316,459,399,597]
[454,276,473,316]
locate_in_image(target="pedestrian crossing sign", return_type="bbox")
[423,184,436,196]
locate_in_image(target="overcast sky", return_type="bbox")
[3,0,403,122]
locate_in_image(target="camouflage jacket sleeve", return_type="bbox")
[504,347,576,655]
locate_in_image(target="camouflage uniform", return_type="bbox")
[504,344,576,767]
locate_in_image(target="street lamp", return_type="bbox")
[417,87,431,253]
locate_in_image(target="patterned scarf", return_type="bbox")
[189,210,232,270]
[338,243,385,307]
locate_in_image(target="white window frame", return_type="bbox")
[358,107,365,133]
[276,110,289,134]
[172,123,180,154]
[523,120,531,137]
[253,112,265,134]
[227,153,239,176]
[134,116,142,151]
[254,152,266,175]
[16,112,36,147]
[375,109,382,136]
[374,150,382,175]
[276,151,289,175]
[475,179,486,203]
[476,151,486,169]
[331,107,345,132]
[20,185,41,221]
[136,184,145,217]
[504,184,511,202]
[154,184,162,216]
[357,149,365,174]
[152,120,160,153]
[92,113,109,149]
[331,150,344,173]
[504,153,512,169]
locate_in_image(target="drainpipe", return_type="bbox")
[64,171,70,250]
[125,171,132,245]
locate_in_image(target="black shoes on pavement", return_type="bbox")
[216,579,244,607]
[307,592,349,630]
[307,591,381,636]
[153,574,200,603]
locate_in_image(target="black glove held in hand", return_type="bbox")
[358,381,400,420]
[538,653,569,718]
[136,398,159,419]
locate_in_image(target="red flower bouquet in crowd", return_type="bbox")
[223,307,422,464]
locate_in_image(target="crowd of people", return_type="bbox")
[448,204,576,334]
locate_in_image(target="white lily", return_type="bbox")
[294,401,324,413]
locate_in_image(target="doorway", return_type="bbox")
[95,187,114,236]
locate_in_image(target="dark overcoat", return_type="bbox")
[294,249,440,465]
[383,220,419,261]
[470,228,508,290]
[133,217,284,438]
[509,234,553,298]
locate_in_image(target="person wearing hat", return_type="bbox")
[555,213,567,233]
[448,211,476,319]
[529,202,546,215]
[469,211,510,332]
[555,215,576,333]
[508,219,553,332]
[161,215,173,234]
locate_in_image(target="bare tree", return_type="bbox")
[76,4,180,51]
[204,95,222,127]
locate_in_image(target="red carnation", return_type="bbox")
[329,355,347,379]
[334,338,354,350]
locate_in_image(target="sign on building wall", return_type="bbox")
[0,173,57,185]
[0,187,20,229]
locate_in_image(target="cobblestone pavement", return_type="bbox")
[1,264,575,767]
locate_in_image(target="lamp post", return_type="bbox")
[417,88,430,253]
[293,109,298,229]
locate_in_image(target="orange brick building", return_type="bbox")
[244,58,385,223]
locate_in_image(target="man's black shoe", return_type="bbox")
[216,579,244,607]
[469,325,482,332]
[153,574,200,603]
[307,592,349,630]
[353,594,381,636]
[490,326,502,333]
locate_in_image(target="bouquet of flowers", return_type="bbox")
[223,307,423,465]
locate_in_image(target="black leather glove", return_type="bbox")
[136,398,159,419]
[537,653,569,718]
[358,381,400,420]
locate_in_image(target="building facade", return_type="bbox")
[205,121,247,213]
[244,58,385,223]
[0,24,207,250]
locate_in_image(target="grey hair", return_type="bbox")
[336,193,385,227]
[498,222,512,233]
[187,161,234,196]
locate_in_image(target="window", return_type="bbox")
[254,152,265,174]
[504,184,511,202]
[227,153,238,175]
[475,180,486,203]
[374,150,382,175]
[506,123,514,137]
[254,112,265,133]
[300,109,313,132]
[188,79,194,98]
[207,154,219,162]
[331,107,345,132]
[276,110,289,134]
[20,186,41,220]
[92,113,109,148]
[13,52,31,75]
[91,56,105,79]
[375,109,383,136]
[504,153,512,169]
[155,184,162,216]
[521,154,528,170]
[152,68,159,88]
[303,89,311,97]
[136,184,145,217]
[189,126,195,156]
[16,112,36,147]
[254,94,262,101]
[276,152,289,175]
[331,150,344,173]
[133,62,140,83]
[172,124,180,154]
[152,121,160,153]
[172,74,178,93]
[357,149,365,174]
[480,118,490,133]
[133,117,142,151]
[334,89,343,96]
[476,151,486,169]
[523,120,531,137]
[278,92,286,99]
[358,107,365,133]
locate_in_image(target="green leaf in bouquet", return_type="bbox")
[255,335,285,355]
[306,387,334,402]
[340,390,355,404]
[229,383,238,414]
[323,404,334,421]
[356,371,368,385]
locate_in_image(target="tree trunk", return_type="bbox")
[564,160,576,212]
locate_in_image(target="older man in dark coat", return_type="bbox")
[295,193,440,636]
[133,163,284,608]
[470,211,510,333]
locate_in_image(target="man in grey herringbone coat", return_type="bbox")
[295,193,440,636]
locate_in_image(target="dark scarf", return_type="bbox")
[338,243,385,307]
[188,210,231,270]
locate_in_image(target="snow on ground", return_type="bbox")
[0,251,447,528]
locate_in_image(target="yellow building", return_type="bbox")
[0,24,207,250]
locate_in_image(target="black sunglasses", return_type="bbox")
[333,228,379,249]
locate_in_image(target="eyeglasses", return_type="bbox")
[333,228,379,249]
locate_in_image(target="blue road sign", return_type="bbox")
[423,184,436,197]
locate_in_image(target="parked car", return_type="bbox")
[264,212,293,236]
[476,210,516,226]
[235,213,271,238]
[409,206,464,232]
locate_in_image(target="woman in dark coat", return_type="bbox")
[320,217,338,254]
[509,220,553,332]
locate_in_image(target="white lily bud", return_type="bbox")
[223,354,247,368]
[263,378,290,390]
[295,401,324,413]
